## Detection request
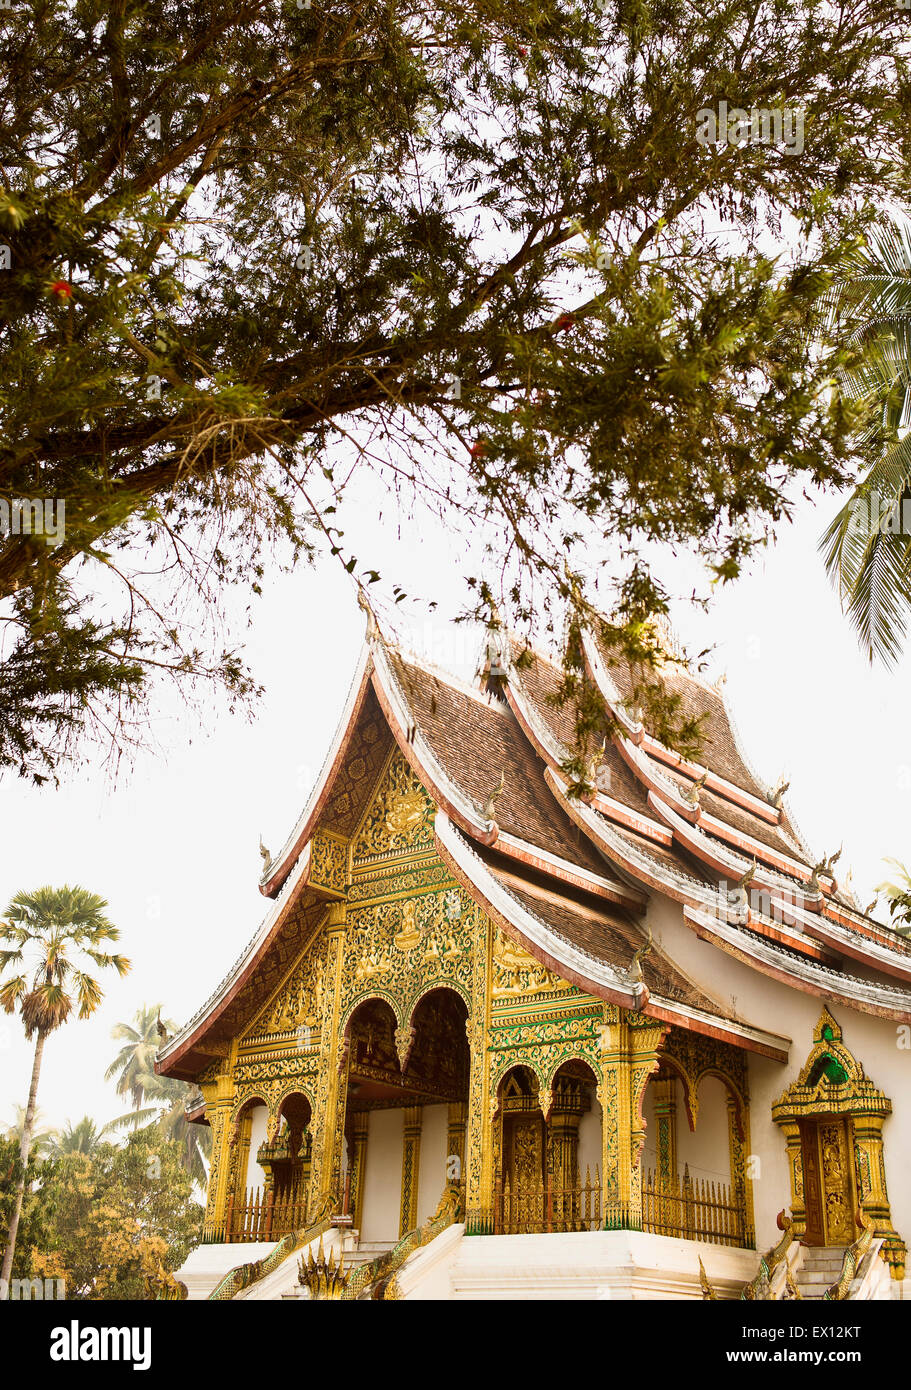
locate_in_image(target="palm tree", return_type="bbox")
[875,858,911,936]
[46,1114,119,1158]
[3,1105,57,1160]
[105,1004,175,1111]
[107,1071,212,1189]
[822,215,911,665]
[0,885,129,1298]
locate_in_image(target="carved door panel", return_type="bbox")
[799,1120,824,1245]
[818,1118,857,1246]
[505,1113,544,1232]
[800,1117,858,1247]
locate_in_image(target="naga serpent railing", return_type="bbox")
[340,1184,463,1301]
[740,1210,795,1300]
[823,1204,877,1301]
[205,1198,336,1302]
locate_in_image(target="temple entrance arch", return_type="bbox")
[495,1066,544,1233]
[772,1008,906,1278]
[341,988,470,1240]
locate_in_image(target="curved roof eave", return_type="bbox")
[436,812,789,1060]
[260,644,374,897]
[157,842,314,1076]
[683,905,911,1024]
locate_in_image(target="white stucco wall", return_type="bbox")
[646,893,911,1259]
[244,1104,269,1195]
[360,1107,404,1243]
[577,1092,602,1184]
[416,1104,449,1224]
[676,1075,732,1187]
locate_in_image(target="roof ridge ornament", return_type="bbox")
[683,771,708,806]
[626,925,653,983]
[482,770,506,823]
[357,586,381,642]
[768,775,790,809]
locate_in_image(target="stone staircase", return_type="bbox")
[793,1246,846,1299]
[281,1233,394,1299]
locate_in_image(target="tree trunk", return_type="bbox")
[0,1029,46,1298]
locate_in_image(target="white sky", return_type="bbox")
[1,478,909,1136]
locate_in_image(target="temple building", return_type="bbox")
[157,613,911,1300]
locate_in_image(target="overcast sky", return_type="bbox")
[2,475,909,1138]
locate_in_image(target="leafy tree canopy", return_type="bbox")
[27,1128,202,1299]
[2,0,909,780]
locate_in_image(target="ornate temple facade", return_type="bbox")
[158,617,911,1300]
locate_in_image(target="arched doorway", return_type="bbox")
[494,1065,545,1233]
[257,1092,312,1236]
[772,1008,906,1278]
[341,988,470,1241]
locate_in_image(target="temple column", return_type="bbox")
[400,1106,423,1236]
[464,905,494,1233]
[306,902,349,1219]
[727,1094,755,1247]
[598,1008,665,1230]
[653,1077,678,1187]
[852,1114,905,1278]
[202,1096,232,1241]
[447,1102,467,1190]
[779,1119,807,1238]
[347,1112,369,1230]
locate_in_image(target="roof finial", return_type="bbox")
[259,835,272,871]
[482,770,506,823]
[768,775,790,809]
[626,926,652,983]
[683,771,707,806]
[357,586,380,641]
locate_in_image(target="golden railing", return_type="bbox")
[642,1165,753,1248]
[494,1167,603,1234]
[493,1164,753,1249]
[204,1183,308,1244]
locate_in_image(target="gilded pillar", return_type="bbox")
[653,1077,678,1188]
[598,1007,665,1230]
[348,1112,369,1230]
[464,906,494,1233]
[727,1095,755,1247]
[779,1119,807,1237]
[628,1016,667,1225]
[400,1106,423,1236]
[598,1006,628,1224]
[202,1099,232,1241]
[447,1101,467,1190]
[306,901,349,1218]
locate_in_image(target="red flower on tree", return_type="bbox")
[555,312,576,334]
[469,440,488,459]
[50,280,72,300]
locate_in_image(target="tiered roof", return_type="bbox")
[158,611,911,1082]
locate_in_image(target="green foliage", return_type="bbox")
[1,0,908,774]
[0,884,129,1035]
[0,1135,58,1282]
[822,216,911,666]
[875,857,911,936]
[32,1128,203,1300]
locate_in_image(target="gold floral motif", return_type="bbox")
[353,753,435,860]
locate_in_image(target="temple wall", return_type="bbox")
[416,1104,448,1224]
[647,894,911,1261]
[244,1104,269,1195]
[675,1076,731,1186]
[360,1108,404,1243]
[577,1095,602,1182]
